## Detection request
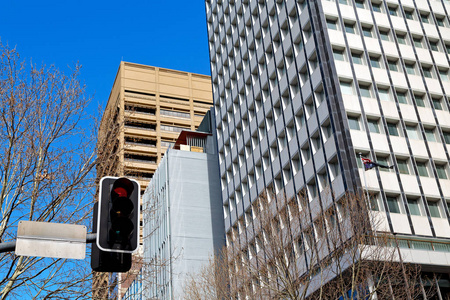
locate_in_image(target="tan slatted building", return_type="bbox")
[93,62,212,300]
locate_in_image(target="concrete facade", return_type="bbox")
[206,0,450,297]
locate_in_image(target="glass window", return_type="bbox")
[362,27,373,37]
[380,30,390,41]
[327,19,337,30]
[340,81,353,95]
[436,164,448,179]
[368,119,380,133]
[436,17,445,27]
[388,6,397,16]
[372,2,382,12]
[355,0,365,9]
[345,23,356,34]
[397,33,407,45]
[447,44,450,55]
[423,67,433,78]
[417,161,429,177]
[397,91,408,104]
[414,94,425,107]
[387,196,401,213]
[425,128,436,142]
[430,41,439,51]
[405,10,414,20]
[359,85,372,98]
[420,13,429,24]
[413,37,423,48]
[443,131,450,144]
[370,56,380,68]
[388,60,398,71]
[352,52,363,64]
[377,156,390,171]
[439,69,449,82]
[387,122,399,136]
[369,194,379,211]
[339,0,348,4]
[405,63,416,75]
[378,87,391,101]
[333,49,345,61]
[397,159,409,174]
[406,125,419,139]
[432,98,443,110]
[408,199,421,216]
[428,201,441,218]
[348,116,360,130]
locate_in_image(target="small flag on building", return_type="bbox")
[361,157,394,171]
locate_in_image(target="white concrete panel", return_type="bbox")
[328,30,346,49]
[352,64,372,82]
[416,48,433,65]
[370,211,390,232]
[430,1,445,15]
[390,16,407,32]
[351,130,370,151]
[432,217,450,238]
[418,107,436,126]
[335,61,354,81]
[399,174,421,195]
[408,75,426,93]
[398,44,416,61]
[380,172,400,192]
[423,23,439,40]
[425,78,442,96]
[322,1,338,16]
[440,179,450,197]
[390,136,409,156]
[432,52,449,69]
[390,71,408,89]
[391,213,412,234]
[372,68,390,86]
[428,142,447,161]
[343,95,362,114]
[421,177,441,198]
[362,98,381,117]
[411,215,433,236]
[374,11,390,28]
[436,110,450,128]
[370,133,390,153]
[382,40,400,58]
[407,20,423,36]
[340,4,356,20]
[346,33,364,52]
[409,139,428,158]
[359,168,380,190]
[400,103,419,123]
[364,37,381,54]
[380,101,399,120]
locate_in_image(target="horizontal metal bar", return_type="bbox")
[0,233,97,254]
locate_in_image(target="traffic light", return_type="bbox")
[91,177,140,272]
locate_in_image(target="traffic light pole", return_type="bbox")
[0,233,97,254]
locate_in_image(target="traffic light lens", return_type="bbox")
[113,187,128,197]
[112,197,134,217]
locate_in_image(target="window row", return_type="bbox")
[356,152,449,179]
[348,114,450,144]
[327,18,450,54]
[340,80,448,109]
[329,0,449,28]
[369,192,449,219]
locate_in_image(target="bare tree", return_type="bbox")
[0,42,97,299]
[184,190,433,299]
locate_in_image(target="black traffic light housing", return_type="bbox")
[91,177,140,272]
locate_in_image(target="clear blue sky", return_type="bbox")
[1,0,211,110]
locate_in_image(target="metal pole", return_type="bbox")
[0,233,97,253]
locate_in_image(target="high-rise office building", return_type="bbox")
[206,0,450,296]
[94,62,213,299]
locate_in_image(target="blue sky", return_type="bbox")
[1,0,211,110]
